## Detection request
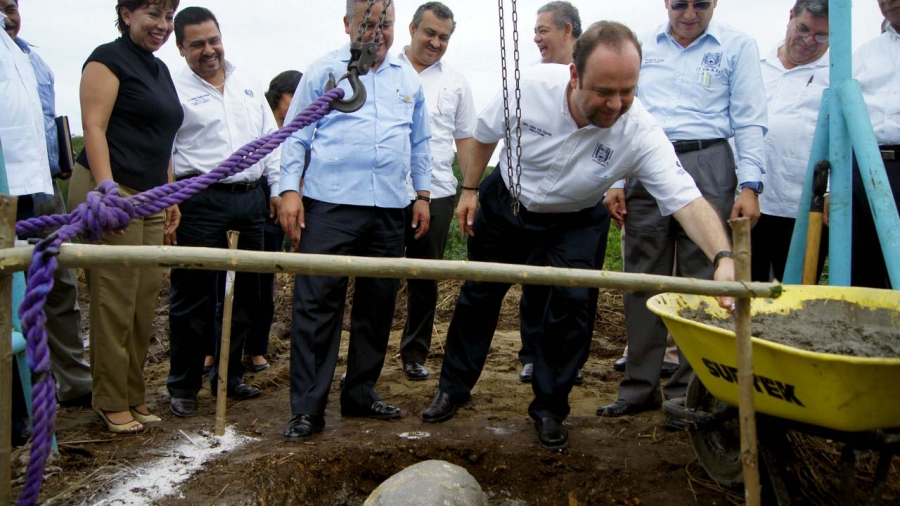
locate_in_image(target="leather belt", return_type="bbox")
[881,145,900,162]
[176,174,260,193]
[671,138,727,154]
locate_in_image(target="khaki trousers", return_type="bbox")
[69,164,165,411]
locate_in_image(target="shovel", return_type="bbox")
[803,160,830,285]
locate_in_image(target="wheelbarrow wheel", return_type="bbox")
[686,374,744,487]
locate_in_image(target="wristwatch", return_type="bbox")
[415,194,431,203]
[713,250,734,269]
[739,181,764,195]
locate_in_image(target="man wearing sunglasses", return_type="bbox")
[600,0,767,419]
[844,0,900,288]
[752,0,829,284]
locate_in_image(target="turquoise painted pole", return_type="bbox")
[826,0,853,286]
[783,92,831,285]
[840,82,900,286]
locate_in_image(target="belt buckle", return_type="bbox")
[882,149,896,161]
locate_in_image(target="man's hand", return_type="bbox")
[411,200,431,240]
[604,188,627,229]
[456,189,479,237]
[269,196,282,220]
[714,257,736,310]
[730,189,760,227]
[279,191,305,250]
[164,204,181,245]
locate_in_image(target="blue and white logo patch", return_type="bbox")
[244,89,254,98]
[702,52,723,68]
[592,143,614,167]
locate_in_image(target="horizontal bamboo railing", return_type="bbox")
[0,243,782,299]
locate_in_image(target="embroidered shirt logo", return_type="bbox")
[522,121,552,137]
[592,143,614,166]
[244,89,254,98]
[189,94,212,106]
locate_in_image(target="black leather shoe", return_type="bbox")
[421,390,469,423]
[283,414,325,441]
[613,357,627,372]
[660,361,679,378]
[573,368,584,386]
[230,383,260,400]
[342,401,402,420]
[595,399,661,417]
[59,391,92,408]
[403,361,430,381]
[519,363,534,383]
[535,417,568,449]
[170,396,198,418]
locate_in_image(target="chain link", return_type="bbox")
[498,0,524,215]
[356,0,391,49]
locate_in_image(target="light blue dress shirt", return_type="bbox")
[638,21,768,184]
[280,44,432,209]
[14,37,59,176]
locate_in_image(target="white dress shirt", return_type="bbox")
[638,21,768,184]
[475,64,701,215]
[398,49,476,200]
[0,13,53,196]
[172,60,280,196]
[854,25,900,146]
[760,43,830,218]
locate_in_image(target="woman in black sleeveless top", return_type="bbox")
[68,0,182,434]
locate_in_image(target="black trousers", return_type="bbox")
[400,195,456,364]
[289,198,405,417]
[167,185,266,397]
[518,206,610,367]
[245,220,284,357]
[437,170,606,421]
[852,156,900,289]
[751,213,828,283]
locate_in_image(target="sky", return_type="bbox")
[13,0,888,136]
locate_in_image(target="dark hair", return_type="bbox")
[537,1,582,38]
[115,0,180,34]
[174,6,219,47]
[265,70,303,111]
[792,0,828,18]
[412,2,456,34]
[572,21,642,85]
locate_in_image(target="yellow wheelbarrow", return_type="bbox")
[648,285,900,503]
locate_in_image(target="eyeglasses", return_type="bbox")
[670,1,713,11]
[794,20,829,44]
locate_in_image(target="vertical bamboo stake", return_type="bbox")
[0,194,16,506]
[731,217,760,505]
[215,231,240,437]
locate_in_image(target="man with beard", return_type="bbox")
[421,21,736,450]
[167,6,280,416]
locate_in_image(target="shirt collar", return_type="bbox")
[659,19,722,46]
[339,42,398,70]
[765,40,830,70]
[13,37,33,54]
[888,24,900,40]
[398,46,444,73]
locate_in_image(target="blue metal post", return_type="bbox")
[784,92,831,284]
[840,82,900,286]
[826,0,854,286]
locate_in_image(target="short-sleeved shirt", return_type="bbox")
[474,64,701,216]
[759,43,830,218]
[638,21,768,185]
[398,49,476,200]
[854,25,900,146]
[75,35,184,191]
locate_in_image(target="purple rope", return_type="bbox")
[12,87,344,506]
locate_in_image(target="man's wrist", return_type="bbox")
[739,181,764,195]
[713,250,734,269]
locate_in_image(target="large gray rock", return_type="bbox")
[364,460,488,506]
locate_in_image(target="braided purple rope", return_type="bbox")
[12,87,344,506]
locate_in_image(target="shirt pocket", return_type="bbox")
[0,125,40,168]
[436,88,458,117]
[695,68,730,113]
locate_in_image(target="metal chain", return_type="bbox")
[498,0,524,215]
[356,0,391,49]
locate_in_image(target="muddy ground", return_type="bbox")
[10,274,898,505]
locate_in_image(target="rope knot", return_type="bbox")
[77,180,136,241]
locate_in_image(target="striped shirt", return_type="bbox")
[14,37,60,176]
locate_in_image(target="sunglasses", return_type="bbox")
[670,1,713,11]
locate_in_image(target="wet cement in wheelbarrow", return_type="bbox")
[679,299,900,358]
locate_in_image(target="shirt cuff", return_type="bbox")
[610,179,625,190]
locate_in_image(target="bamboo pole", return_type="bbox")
[0,244,783,299]
[215,231,239,437]
[0,195,16,506]
[731,217,760,506]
